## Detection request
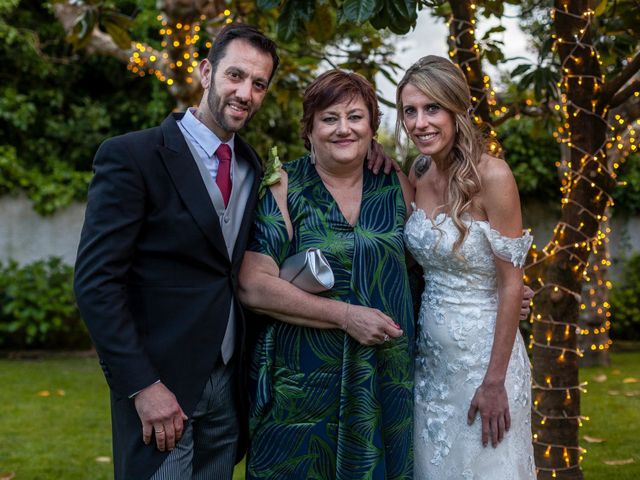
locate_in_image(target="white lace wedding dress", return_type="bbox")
[405,206,536,480]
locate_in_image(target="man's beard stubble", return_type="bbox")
[207,83,255,135]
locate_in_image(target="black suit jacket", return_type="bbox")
[74,113,261,479]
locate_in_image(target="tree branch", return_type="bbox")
[602,51,640,105]
[52,1,201,108]
[609,79,640,109]
[53,3,135,63]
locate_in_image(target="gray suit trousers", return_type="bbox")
[150,360,239,480]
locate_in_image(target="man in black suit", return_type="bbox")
[74,24,279,480]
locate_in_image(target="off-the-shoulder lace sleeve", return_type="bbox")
[486,228,533,268]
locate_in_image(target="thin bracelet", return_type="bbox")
[343,304,351,333]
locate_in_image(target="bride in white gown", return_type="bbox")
[395,56,536,479]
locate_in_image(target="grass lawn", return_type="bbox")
[579,350,640,479]
[0,351,637,479]
[0,355,113,480]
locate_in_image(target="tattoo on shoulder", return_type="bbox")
[414,155,431,178]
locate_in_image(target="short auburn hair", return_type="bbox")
[301,70,381,150]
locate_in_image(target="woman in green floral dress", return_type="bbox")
[238,70,415,479]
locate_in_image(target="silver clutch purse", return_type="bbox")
[279,248,335,293]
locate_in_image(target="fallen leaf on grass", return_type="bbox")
[624,391,640,397]
[55,389,65,396]
[0,472,15,480]
[95,456,111,464]
[36,390,50,397]
[603,458,634,466]
[592,374,607,383]
[608,390,620,396]
[622,377,639,384]
[583,435,605,443]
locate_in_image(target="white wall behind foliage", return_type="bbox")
[0,194,85,266]
[1,195,638,280]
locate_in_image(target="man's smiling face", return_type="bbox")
[198,38,274,141]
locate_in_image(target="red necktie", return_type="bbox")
[215,143,232,207]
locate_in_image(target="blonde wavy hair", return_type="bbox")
[395,55,486,255]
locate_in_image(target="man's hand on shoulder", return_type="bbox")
[134,382,188,452]
[367,140,400,174]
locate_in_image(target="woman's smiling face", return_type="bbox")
[401,83,456,164]
[309,95,373,167]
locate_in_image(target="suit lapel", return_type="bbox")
[232,136,262,262]
[158,113,230,262]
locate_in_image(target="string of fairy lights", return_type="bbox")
[110,3,636,476]
[449,2,638,478]
[577,117,639,356]
[446,9,501,155]
[126,9,234,85]
[530,5,638,477]
[581,119,640,353]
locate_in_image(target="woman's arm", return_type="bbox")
[239,252,403,346]
[238,179,403,346]
[467,155,525,448]
[397,169,415,218]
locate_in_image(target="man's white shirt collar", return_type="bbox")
[180,107,235,157]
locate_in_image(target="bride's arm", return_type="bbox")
[467,155,525,448]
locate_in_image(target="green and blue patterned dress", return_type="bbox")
[246,156,414,480]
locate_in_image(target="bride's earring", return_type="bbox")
[309,141,316,165]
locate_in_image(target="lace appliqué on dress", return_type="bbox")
[405,208,536,480]
[485,227,533,268]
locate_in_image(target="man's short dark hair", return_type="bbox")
[207,23,280,84]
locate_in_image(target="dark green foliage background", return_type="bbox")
[497,117,640,215]
[498,116,561,201]
[610,253,640,341]
[0,0,173,214]
[0,257,89,349]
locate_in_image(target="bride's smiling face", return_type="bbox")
[400,83,456,164]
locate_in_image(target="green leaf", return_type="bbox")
[101,11,134,31]
[484,44,504,65]
[511,63,533,78]
[394,0,417,19]
[369,8,390,30]
[369,0,416,33]
[540,37,555,59]
[594,0,607,17]
[103,20,132,49]
[277,0,302,41]
[377,94,395,108]
[306,4,336,43]
[342,0,378,23]
[257,0,281,9]
[481,25,506,40]
[377,66,399,86]
[386,0,418,34]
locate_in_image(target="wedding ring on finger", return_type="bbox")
[383,334,390,343]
